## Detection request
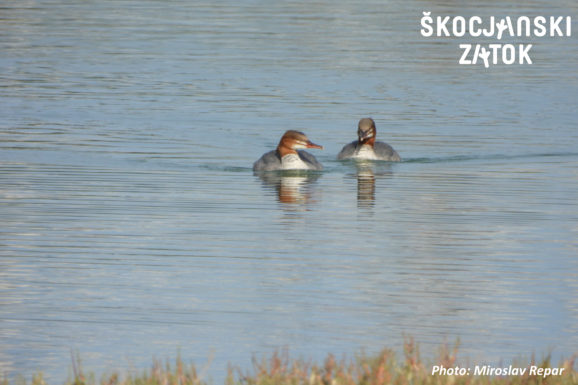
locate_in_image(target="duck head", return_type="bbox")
[277,130,323,157]
[357,118,376,146]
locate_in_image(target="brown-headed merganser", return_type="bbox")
[337,118,401,161]
[253,130,323,171]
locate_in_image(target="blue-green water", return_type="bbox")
[1,0,577,382]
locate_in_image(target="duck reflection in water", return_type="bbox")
[350,162,394,209]
[255,171,322,206]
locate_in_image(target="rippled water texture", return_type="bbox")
[1,0,577,382]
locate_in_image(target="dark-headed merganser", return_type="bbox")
[253,130,323,171]
[337,118,401,161]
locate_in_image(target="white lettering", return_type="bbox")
[469,16,482,37]
[483,16,495,37]
[517,16,531,37]
[534,16,547,36]
[420,14,570,66]
[431,365,467,375]
[550,16,564,36]
[530,366,566,378]
[519,44,532,64]
[420,12,433,37]
[459,44,472,64]
[453,16,466,36]
[478,46,491,68]
[502,44,516,65]
[437,16,451,36]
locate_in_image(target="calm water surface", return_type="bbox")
[1,0,577,382]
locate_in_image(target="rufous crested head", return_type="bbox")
[278,130,323,156]
[357,118,376,145]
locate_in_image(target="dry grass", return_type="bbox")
[5,340,577,385]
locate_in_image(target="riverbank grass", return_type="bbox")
[5,341,576,385]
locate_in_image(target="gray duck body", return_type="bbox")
[337,141,401,161]
[253,150,323,171]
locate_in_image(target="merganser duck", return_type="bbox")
[337,118,401,161]
[253,130,323,171]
